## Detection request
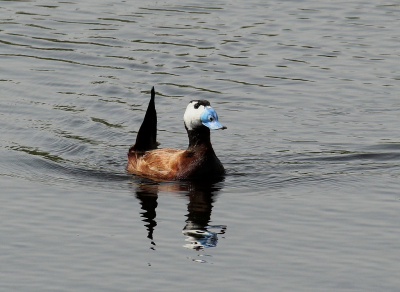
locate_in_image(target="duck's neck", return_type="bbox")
[186,126,212,151]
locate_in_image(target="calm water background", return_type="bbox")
[1,0,400,291]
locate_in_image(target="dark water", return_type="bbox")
[1,1,400,291]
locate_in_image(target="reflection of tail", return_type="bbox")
[135,187,158,246]
[132,87,158,152]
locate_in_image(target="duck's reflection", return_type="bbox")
[134,178,225,250]
[135,184,158,249]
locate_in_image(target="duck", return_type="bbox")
[127,87,226,180]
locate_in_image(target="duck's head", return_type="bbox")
[183,100,226,131]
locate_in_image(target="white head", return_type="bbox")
[183,100,226,131]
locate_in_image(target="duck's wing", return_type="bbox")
[133,86,158,152]
[130,148,187,179]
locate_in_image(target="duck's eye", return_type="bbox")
[209,116,214,122]
[194,103,200,109]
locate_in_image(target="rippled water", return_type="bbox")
[1,1,400,291]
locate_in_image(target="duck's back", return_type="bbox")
[127,148,184,179]
[127,147,224,180]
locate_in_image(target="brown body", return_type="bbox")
[127,129,225,180]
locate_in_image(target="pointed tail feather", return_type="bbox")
[132,87,158,152]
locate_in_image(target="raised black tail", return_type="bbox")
[132,87,158,152]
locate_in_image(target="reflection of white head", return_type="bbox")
[183,100,226,131]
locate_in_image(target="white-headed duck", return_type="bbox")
[127,87,226,180]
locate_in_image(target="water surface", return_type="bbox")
[1,1,400,291]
